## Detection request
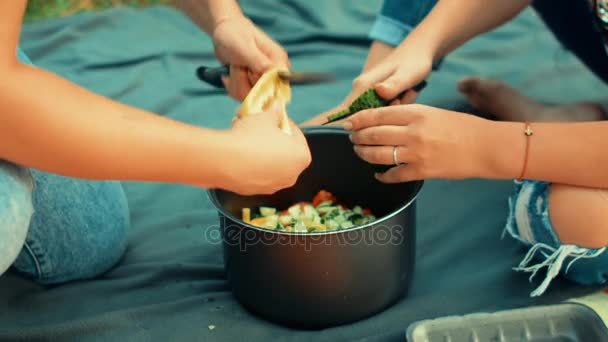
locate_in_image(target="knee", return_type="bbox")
[0,163,34,276]
[73,185,130,278]
[14,176,130,284]
[549,184,608,249]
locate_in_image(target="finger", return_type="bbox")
[345,105,421,131]
[240,39,274,74]
[234,40,273,74]
[352,64,395,95]
[375,164,420,183]
[375,69,424,100]
[259,99,285,124]
[288,119,310,147]
[353,145,408,165]
[248,70,262,85]
[350,126,409,146]
[457,76,482,94]
[399,90,418,104]
[256,33,289,68]
[228,66,253,101]
[236,106,245,119]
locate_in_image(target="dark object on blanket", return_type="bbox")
[208,126,422,329]
[407,303,608,342]
[196,64,336,88]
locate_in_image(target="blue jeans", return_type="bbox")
[0,161,129,285]
[505,180,608,297]
[0,49,130,285]
[369,0,437,47]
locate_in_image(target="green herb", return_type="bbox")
[326,89,387,123]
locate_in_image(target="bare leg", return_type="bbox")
[549,184,608,249]
[458,77,605,122]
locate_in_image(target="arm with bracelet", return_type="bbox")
[343,0,608,298]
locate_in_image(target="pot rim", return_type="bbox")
[206,125,424,236]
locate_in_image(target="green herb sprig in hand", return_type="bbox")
[324,80,427,125]
[326,89,386,123]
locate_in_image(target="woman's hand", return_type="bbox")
[303,41,433,127]
[350,43,433,105]
[222,101,311,195]
[212,16,289,101]
[345,104,500,183]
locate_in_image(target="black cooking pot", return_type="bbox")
[207,126,423,329]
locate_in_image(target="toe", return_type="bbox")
[457,77,483,94]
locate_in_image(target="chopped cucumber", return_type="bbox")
[279,215,292,226]
[294,220,307,233]
[333,214,346,224]
[303,205,317,219]
[326,220,340,230]
[316,200,334,208]
[288,205,302,219]
[340,221,354,229]
[324,208,340,220]
[317,206,338,214]
[246,191,376,233]
[260,207,276,217]
[347,213,363,222]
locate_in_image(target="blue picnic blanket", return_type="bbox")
[1,2,607,341]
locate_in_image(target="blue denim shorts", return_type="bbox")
[505,180,608,297]
[0,161,130,285]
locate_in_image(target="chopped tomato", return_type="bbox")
[313,190,337,207]
[362,208,372,215]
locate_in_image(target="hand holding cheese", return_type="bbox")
[238,66,292,135]
[227,98,311,195]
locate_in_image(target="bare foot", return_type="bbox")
[458,77,604,122]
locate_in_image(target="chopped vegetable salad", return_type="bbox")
[242,190,376,232]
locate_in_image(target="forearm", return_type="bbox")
[0,64,234,187]
[405,0,531,60]
[174,0,243,34]
[480,120,608,189]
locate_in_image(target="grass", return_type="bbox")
[25,0,173,21]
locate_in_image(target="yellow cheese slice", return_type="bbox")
[240,66,292,135]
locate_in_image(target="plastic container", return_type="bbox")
[406,303,608,342]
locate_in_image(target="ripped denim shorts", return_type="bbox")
[505,180,608,297]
